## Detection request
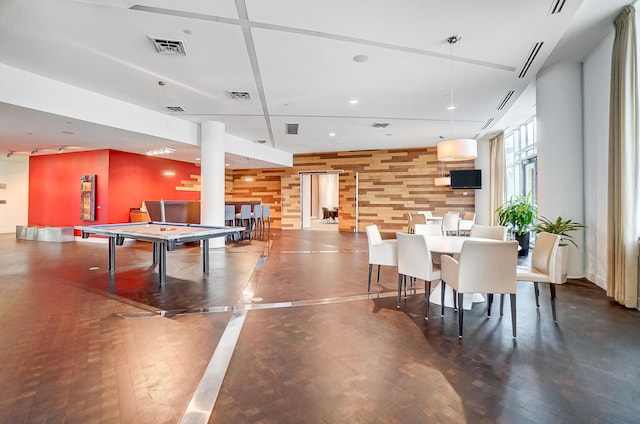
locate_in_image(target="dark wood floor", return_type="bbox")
[0,230,639,423]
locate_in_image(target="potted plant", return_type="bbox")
[535,215,585,248]
[535,215,585,283]
[496,193,537,256]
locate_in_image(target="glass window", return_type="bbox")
[505,117,537,200]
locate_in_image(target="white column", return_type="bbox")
[200,121,226,248]
[536,61,585,277]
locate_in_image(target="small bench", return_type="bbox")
[16,226,74,242]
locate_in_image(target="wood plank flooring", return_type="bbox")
[0,231,638,423]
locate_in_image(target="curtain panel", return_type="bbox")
[489,132,506,226]
[607,4,639,308]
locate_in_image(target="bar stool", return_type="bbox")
[236,204,252,239]
[252,204,263,237]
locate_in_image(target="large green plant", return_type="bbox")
[496,193,538,236]
[535,215,585,248]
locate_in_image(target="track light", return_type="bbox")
[6,151,14,158]
[58,146,66,153]
[31,149,38,155]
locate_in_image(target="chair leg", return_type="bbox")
[425,281,432,320]
[377,265,381,285]
[403,275,407,299]
[367,264,373,293]
[534,282,540,307]
[487,293,493,318]
[441,281,446,317]
[500,294,505,317]
[397,273,403,308]
[458,292,464,338]
[510,293,517,338]
[550,284,557,322]
[453,289,458,311]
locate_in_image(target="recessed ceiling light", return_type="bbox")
[163,171,176,176]
[447,105,456,110]
[349,99,359,105]
[353,54,368,62]
[329,132,336,137]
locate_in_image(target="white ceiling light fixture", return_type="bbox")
[146,147,176,156]
[437,35,477,162]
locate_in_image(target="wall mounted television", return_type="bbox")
[449,169,481,189]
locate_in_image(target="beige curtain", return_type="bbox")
[489,132,506,226]
[608,4,639,308]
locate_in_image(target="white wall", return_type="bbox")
[536,61,585,278]
[0,156,29,233]
[583,31,615,289]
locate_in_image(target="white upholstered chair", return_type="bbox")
[458,212,476,236]
[470,224,508,241]
[407,212,426,234]
[516,232,562,321]
[442,212,460,236]
[396,232,441,317]
[365,225,398,293]
[440,240,519,338]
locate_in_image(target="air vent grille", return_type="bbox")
[166,106,184,112]
[286,123,299,135]
[518,42,544,79]
[497,91,515,110]
[228,91,252,100]
[372,123,390,128]
[148,37,186,56]
[482,118,495,130]
[549,0,566,14]
[255,139,267,144]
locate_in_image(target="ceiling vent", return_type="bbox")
[228,91,252,100]
[497,90,515,110]
[482,118,495,130]
[518,42,544,78]
[148,37,186,56]
[549,0,566,14]
[166,106,184,112]
[372,123,390,128]
[286,123,299,135]
[255,139,267,144]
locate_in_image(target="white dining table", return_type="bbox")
[423,236,503,310]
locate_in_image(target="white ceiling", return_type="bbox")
[0,0,628,167]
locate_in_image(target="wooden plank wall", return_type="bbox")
[225,146,475,232]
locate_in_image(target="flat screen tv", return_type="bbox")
[449,169,481,189]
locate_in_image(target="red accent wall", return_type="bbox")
[108,150,200,223]
[28,149,200,226]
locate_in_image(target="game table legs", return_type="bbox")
[202,239,210,275]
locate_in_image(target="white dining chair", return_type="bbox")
[469,224,508,240]
[458,212,476,236]
[441,212,459,236]
[516,232,562,321]
[440,240,519,338]
[396,232,441,316]
[365,225,398,293]
[252,204,263,237]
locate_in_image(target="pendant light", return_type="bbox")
[437,35,477,162]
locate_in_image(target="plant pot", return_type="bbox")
[553,244,569,283]
[515,232,530,257]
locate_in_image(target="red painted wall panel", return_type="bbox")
[28,149,200,226]
[29,150,110,226]
[108,150,200,223]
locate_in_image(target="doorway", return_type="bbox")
[300,172,339,231]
